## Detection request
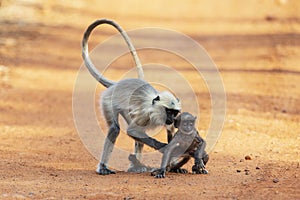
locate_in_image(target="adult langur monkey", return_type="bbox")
[82,19,181,175]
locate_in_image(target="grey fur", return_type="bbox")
[152,112,209,178]
[81,19,181,175]
[82,18,144,87]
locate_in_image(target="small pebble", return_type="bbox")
[49,173,58,177]
[28,192,34,196]
[245,155,252,160]
[244,169,250,175]
[273,178,279,183]
[265,15,276,21]
[256,166,260,170]
[237,170,241,173]
[124,196,134,200]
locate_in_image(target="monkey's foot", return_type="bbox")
[169,168,188,174]
[127,165,154,173]
[192,165,208,174]
[127,154,155,173]
[151,169,166,178]
[96,163,116,175]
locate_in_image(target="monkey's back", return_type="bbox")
[100,78,165,127]
[102,78,157,108]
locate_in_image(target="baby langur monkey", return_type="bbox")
[152,112,209,178]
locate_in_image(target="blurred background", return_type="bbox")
[0,0,299,199]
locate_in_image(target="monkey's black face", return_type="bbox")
[165,108,180,125]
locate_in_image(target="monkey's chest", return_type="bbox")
[185,139,200,155]
[172,135,200,157]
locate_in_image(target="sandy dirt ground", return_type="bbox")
[0,0,299,199]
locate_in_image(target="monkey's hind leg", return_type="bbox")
[96,122,120,175]
[169,157,190,174]
[127,153,155,173]
[127,142,155,173]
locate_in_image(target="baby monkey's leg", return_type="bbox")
[169,156,190,173]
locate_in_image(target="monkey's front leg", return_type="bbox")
[127,127,167,152]
[192,152,209,174]
[192,159,208,174]
[192,138,209,174]
[151,168,166,178]
[151,143,175,178]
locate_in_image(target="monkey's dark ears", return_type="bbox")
[152,96,160,105]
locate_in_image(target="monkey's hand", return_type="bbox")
[96,163,116,175]
[151,168,166,178]
[192,160,208,174]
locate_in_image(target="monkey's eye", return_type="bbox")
[165,108,179,116]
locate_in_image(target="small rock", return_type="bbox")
[281,109,287,113]
[244,169,250,175]
[265,15,277,21]
[124,196,134,200]
[273,178,279,183]
[245,155,252,160]
[28,192,34,196]
[256,166,260,170]
[49,173,58,177]
[237,170,241,173]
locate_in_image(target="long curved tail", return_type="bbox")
[82,19,144,88]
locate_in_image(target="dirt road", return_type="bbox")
[0,0,299,199]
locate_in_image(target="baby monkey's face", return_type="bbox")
[181,120,195,133]
[174,112,197,134]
